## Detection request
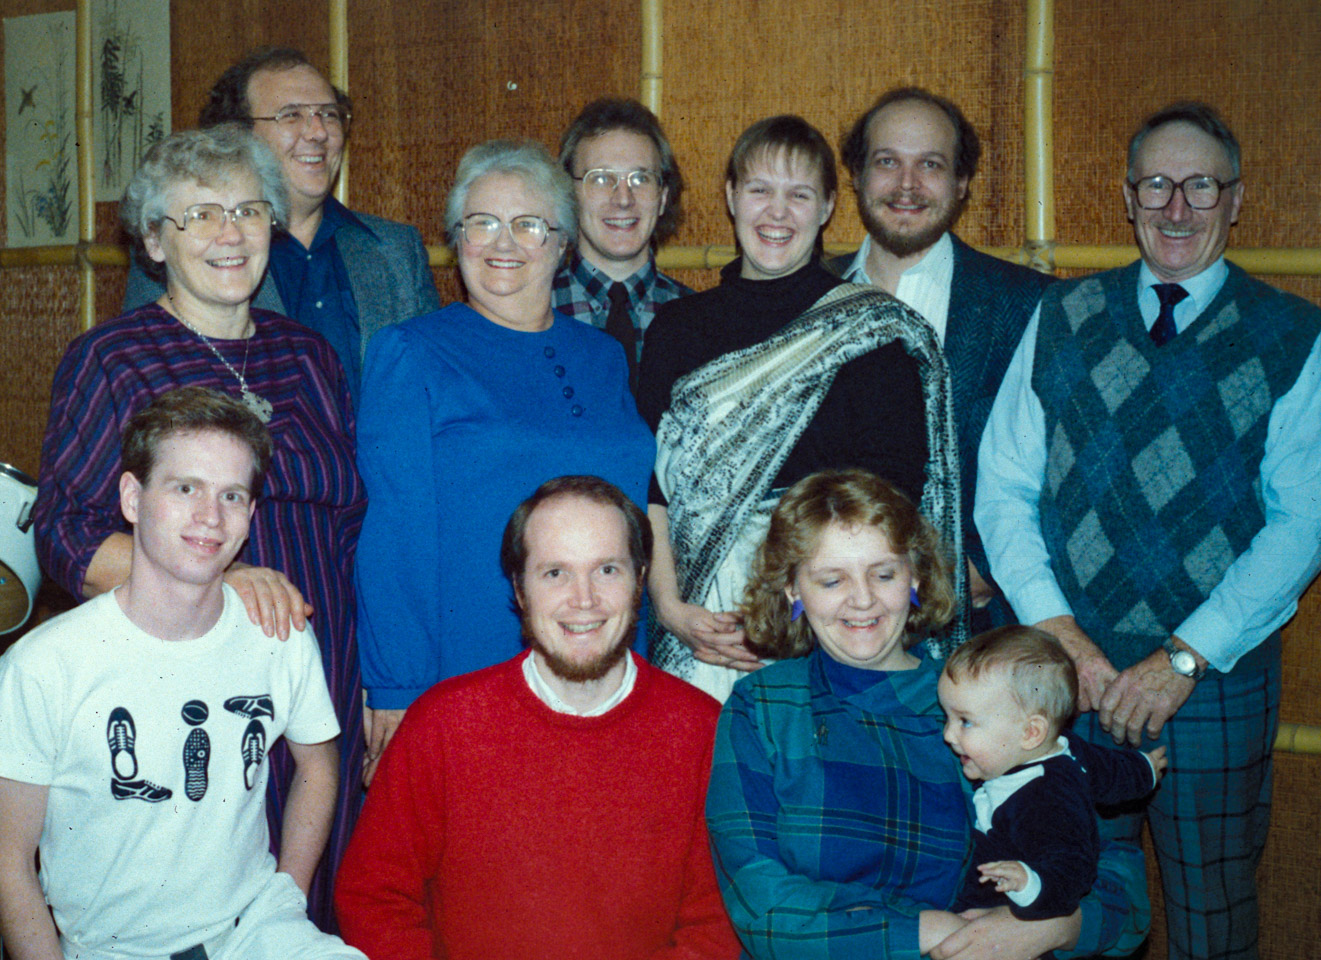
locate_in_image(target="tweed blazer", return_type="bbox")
[123,206,440,370]
[826,234,1053,575]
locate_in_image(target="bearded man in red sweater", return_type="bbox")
[334,475,740,960]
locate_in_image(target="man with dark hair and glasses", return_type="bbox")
[124,47,439,404]
[978,101,1321,960]
[553,98,692,393]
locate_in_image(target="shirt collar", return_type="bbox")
[522,648,637,716]
[568,250,659,306]
[841,231,953,285]
[1137,256,1228,321]
[278,196,373,254]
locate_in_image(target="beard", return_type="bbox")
[520,583,642,684]
[526,621,635,683]
[859,189,965,258]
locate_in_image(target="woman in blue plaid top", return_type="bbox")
[705,470,1149,960]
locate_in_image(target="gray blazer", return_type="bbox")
[123,206,441,374]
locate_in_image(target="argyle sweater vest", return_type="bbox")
[1032,262,1320,670]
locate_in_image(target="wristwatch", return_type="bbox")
[1163,638,1206,680]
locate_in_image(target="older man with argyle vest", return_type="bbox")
[977,101,1321,960]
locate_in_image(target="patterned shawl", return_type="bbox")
[651,282,968,675]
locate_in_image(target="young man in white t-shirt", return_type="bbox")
[0,387,363,960]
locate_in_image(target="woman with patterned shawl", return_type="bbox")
[637,115,966,702]
[33,126,365,932]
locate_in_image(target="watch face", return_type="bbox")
[1171,649,1197,676]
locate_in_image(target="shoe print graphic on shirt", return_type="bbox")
[107,706,138,780]
[111,778,173,802]
[183,727,210,801]
[224,694,274,720]
[241,719,266,790]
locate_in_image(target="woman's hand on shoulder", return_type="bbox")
[928,906,1079,960]
[659,601,763,672]
[224,562,312,641]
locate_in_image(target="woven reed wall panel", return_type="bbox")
[1054,0,1321,254]
[661,0,1030,292]
[1259,755,1321,958]
[346,0,640,242]
[0,266,78,475]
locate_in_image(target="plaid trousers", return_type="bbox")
[1075,637,1280,960]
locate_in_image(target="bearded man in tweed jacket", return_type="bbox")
[977,101,1321,960]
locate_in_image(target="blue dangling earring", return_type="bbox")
[910,586,921,608]
[790,598,804,621]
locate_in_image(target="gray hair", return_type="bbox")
[444,139,577,250]
[1127,101,1241,179]
[120,123,290,239]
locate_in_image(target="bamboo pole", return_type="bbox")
[1023,0,1055,272]
[10,241,1321,278]
[76,0,95,331]
[329,0,349,207]
[640,0,663,115]
[1276,722,1321,756]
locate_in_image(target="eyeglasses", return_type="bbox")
[251,103,351,133]
[458,214,560,249]
[573,168,662,199]
[1127,175,1240,211]
[160,201,275,239]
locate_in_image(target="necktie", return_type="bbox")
[1149,283,1188,347]
[606,282,638,394]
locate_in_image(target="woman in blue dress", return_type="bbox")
[354,140,655,780]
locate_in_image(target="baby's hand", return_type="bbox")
[1146,744,1169,782]
[977,860,1028,893]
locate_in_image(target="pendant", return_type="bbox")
[242,389,274,424]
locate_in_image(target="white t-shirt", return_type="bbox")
[0,585,339,958]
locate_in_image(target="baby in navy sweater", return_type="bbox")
[938,626,1167,920]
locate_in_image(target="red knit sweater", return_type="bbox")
[335,652,741,960]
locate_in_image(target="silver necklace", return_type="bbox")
[165,294,274,423]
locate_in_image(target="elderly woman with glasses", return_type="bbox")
[352,139,654,778]
[34,124,367,927]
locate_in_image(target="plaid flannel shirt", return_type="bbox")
[552,252,692,363]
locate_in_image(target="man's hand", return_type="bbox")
[930,905,1080,960]
[224,562,313,641]
[363,702,407,787]
[1097,640,1198,746]
[1034,615,1117,712]
[659,601,762,672]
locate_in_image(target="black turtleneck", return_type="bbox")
[638,258,928,505]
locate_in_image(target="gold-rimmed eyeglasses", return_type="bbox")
[160,201,275,239]
[251,103,351,134]
[457,214,560,249]
[572,168,661,200]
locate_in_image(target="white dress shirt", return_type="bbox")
[842,232,955,345]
